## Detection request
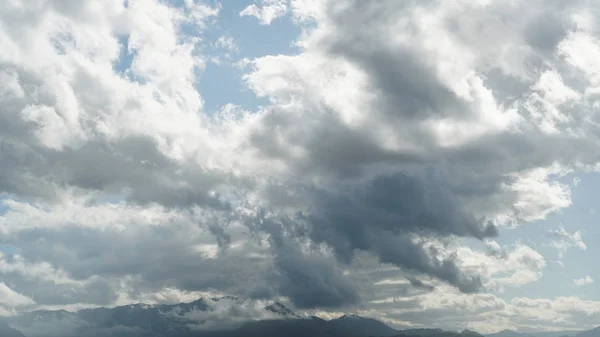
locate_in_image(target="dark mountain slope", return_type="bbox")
[0,320,26,337]
[576,327,600,337]
[329,314,398,336]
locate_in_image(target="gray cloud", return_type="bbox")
[0,221,273,307]
[290,173,495,293]
[1,0,600,329]
[0,133,232,210]
[239,0,600,307]
[407,277,435,292]
[274,248,361,309]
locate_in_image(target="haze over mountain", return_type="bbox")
[488,328,600,337]
[0,298,423,337]
[2,0,600,334]
[2,297,598,337]
[487,330,581,337]
[3,297,296,337]
[2,297,599,337]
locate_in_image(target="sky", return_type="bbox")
[0,0,600,333]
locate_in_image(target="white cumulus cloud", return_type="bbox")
[574,275,594,286]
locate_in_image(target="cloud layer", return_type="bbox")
[1,0,600,332]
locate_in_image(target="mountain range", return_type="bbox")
[487,329,582,337]
[0,298,598,337]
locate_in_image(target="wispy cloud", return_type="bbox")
[574,276,594,286]
[240,0,289,25]
[548,227,587,260]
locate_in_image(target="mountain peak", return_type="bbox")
[264,302,298,318]
[187,297,209,305]
[332,314,398,336]
[462,329,484,337]
[487,329,523,337]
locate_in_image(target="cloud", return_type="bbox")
[273,248,362,309]
[0,282,36,313]
[574,276,594,286]
[241,0,597,300]
[406,277,435,292]
[548,227,587,259]
[456,243,547,291]
[0,0,230,210]
[291,174,496,293]
[240,0,289,25]
[367,285,600,333]
[1,0,600,328]
[0,200,275,309]
[215,35,239,53]
[166,297,295,331]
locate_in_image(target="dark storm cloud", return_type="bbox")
[274,248,361,309]
[287,173,494,293]
[240,212,364,309]
[238,171,490,307]
[240,0,600,307]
